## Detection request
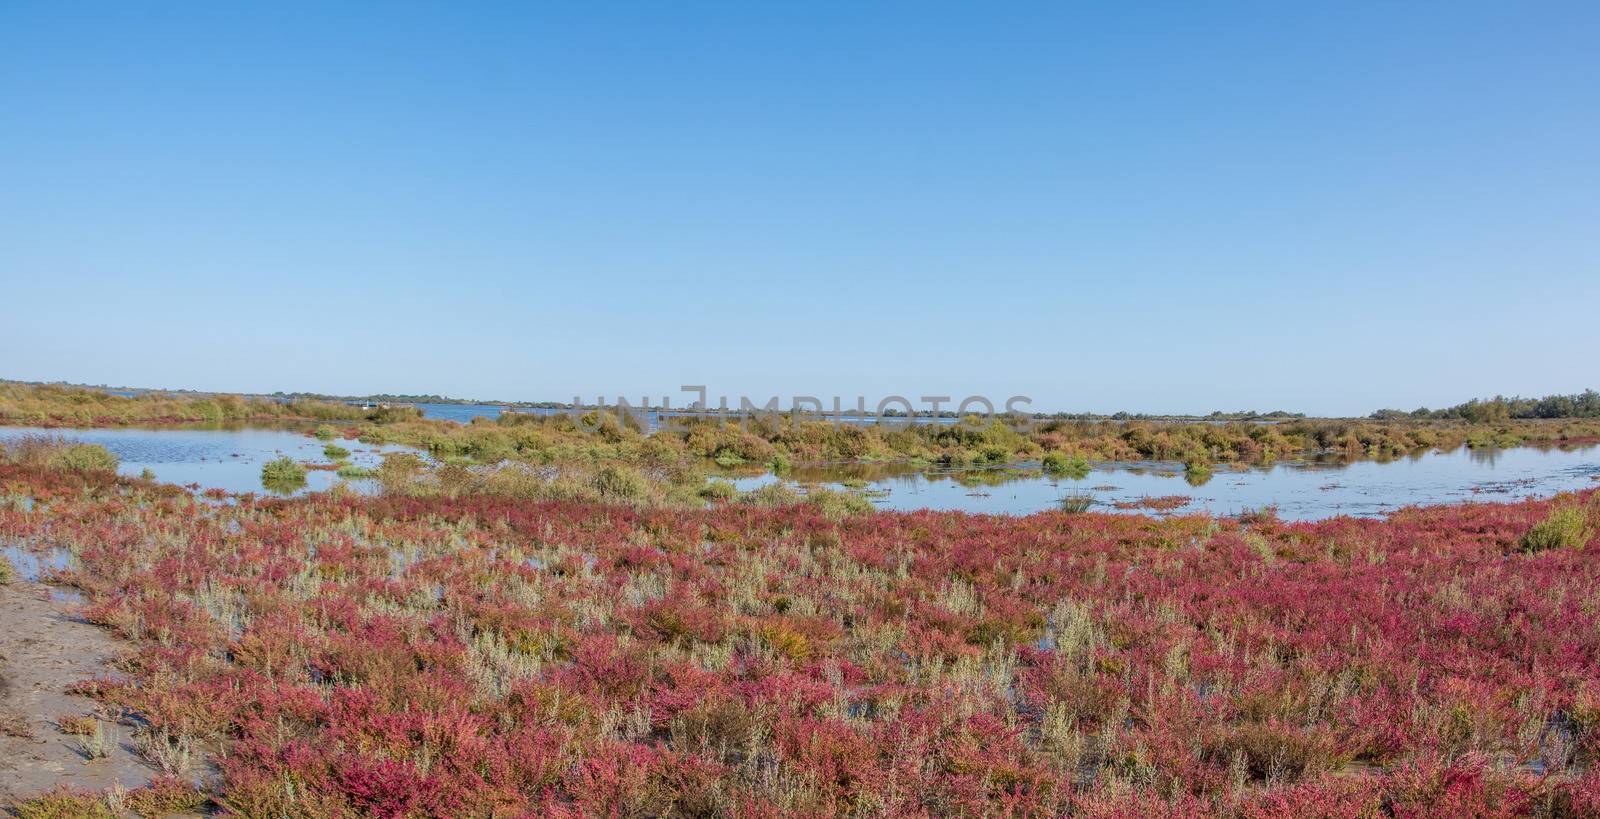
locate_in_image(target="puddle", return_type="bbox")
[2,544,72,583]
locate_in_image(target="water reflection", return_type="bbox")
[262,474,310,496]
[2,423,1595,521]
[1468,446,1503,467]
[731,446,1600,521]
[0,425,413,496]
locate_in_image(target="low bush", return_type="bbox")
[51,443,119,472]
[590,464,655,504]
[260,457,308,493]
[1,435,119,472]
[56,714,98,735]
[738,482,801,507]
[978,444,1012,464]
[11,787,114,819]
[1521,505,1595,552]
[698,479,737,501]
[805,487,875,518]
[126,776,208,816]
[1202,721,1340,783]
[1042,452,1092,478]
[335,463,376,479]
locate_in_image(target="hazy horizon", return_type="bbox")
[9,373,1598,420]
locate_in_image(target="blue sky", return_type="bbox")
[2,2,1596,415]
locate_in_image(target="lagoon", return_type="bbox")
[0,425,411,496]
[2,425,1595,519]
[733,444,1600,520]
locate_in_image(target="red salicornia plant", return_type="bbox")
[2,462,1598,816]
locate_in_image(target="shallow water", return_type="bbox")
[733,445,1600,520]
[412,402,510,423]
[0,544,70,583]
[2,424,1595,519]
[0,425,413,496]
[0,544,81,602]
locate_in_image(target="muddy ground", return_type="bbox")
[0,578,163,803]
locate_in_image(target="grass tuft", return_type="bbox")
[1058,492,1096,513]
[1521,505,1595,552]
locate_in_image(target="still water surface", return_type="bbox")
[0,425,412,496]
[1,426,1595,519]
[735,445,1600,520]
[411,402,509,423]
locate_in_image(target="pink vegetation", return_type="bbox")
[2,464,1599,816]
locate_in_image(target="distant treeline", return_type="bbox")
[889,409,1308,421]
[270,390,1311,421]
[269,391,569,409]
[0,383,419,426]
[1045,409,1307,421]
[1372,390,1600,422]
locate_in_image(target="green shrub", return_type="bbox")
[1521,506,1594,552]
[0,554,15,584]
[125,776,208,815]
[738,482,801,508]
[12,787,114,819]
[978,444,1012,464]
[323,443,351,459]
[591,464,652,503]
[941,449,976,469]
[261,457,308,494]
[48,443,118,472]
[190,399,225,424]
[368,405,422,424]
[1042,452,1092,479]
[768,452,793,473]
[699,479,738,501]
[313,425,337,440]
[664,483,708,507]
[261,457,306,483]
[335,463,376,479]
[806,487,874,519]
[375,452,430,495]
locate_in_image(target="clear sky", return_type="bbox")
[2,2,1596,416]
